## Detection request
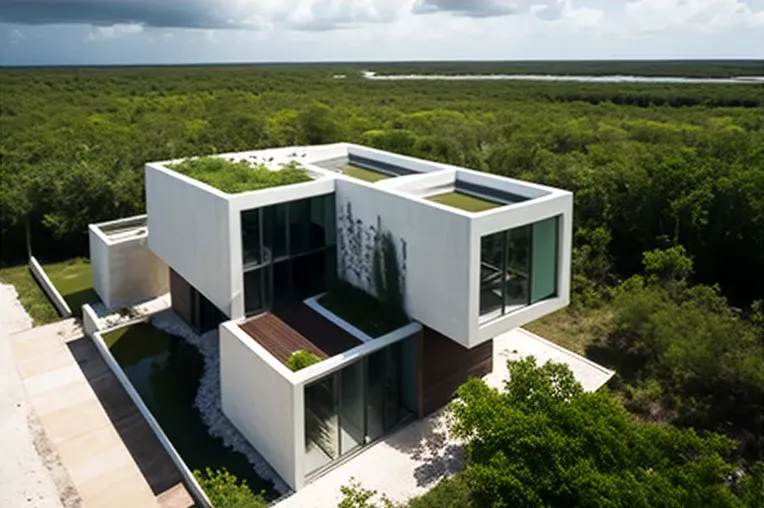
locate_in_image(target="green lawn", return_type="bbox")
[341,164,393,183]
[0,264,59,325]
[524,307,614,356]
[427,191,502,212]
[43,258,100,316]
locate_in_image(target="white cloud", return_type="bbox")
[87,23,143,41]
[625,0,764,33]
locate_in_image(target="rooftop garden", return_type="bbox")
[427,191,502,213]
[341,163,393,183]
[318,280,408,338]
[167,157,312,194]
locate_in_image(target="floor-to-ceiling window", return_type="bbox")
[243,194,336,316]
[479,216,560,322]
[304,335,418,477]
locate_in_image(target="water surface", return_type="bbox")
[104,323,278,499]
[361,71,764,85]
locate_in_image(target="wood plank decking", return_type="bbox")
[239,304,362,365]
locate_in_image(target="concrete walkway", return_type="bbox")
[274,327,614,508]
[0,283,71,508]
[10,320,194,508]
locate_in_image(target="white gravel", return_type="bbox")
[0,283,67,508]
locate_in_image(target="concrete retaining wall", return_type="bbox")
[29,256,72,318]
[81,303,100,337]
[91,322,213,508]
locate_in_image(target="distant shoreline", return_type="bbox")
[360,71,764,85]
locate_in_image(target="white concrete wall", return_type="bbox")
[106,238,169,309]
[335,179,473,345]
[89,227,110,309]
[29,256,72,317]
[90,224,169,310]
[146,164,234,317]
[219,322,301,490]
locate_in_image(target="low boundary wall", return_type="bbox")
[29,256,72,318]
[90,320,213,508]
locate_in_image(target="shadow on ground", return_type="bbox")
[383,409,465,488]
[64,337,188,501]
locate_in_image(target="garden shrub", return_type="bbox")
[287,350,322,371]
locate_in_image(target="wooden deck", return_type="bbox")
[239,303,362,365]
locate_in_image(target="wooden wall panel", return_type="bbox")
[419,328,493,417]
[169,268,193,326]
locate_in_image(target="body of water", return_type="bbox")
[103,323,278,500]
[360,71,764,85]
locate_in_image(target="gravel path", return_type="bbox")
[0,283,68,508]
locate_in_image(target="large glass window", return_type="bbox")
[479,231,505,318]
[241,209,261,268]
[479,216,559,321]
[531,217,559,303]
[289,199,311,256]
[243,195,337,316]
[505,224,530,311]
[263,203,288,260]
[244,268,265,316]
[304,376,338,474]
[304,335,417,477]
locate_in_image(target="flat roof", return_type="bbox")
[148,143,567,208]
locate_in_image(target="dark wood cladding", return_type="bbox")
[169,268,192,325]
[419,327,493,417]
[239,305,362,366]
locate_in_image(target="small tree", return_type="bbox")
[450,357,749,508]
[193,468,266,508]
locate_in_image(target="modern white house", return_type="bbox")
[90,143,572,492]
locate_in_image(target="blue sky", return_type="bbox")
[1,0,763,66]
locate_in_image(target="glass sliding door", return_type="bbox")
[304,336,418,478]
[304,376,338,475]
[339,360,365,454]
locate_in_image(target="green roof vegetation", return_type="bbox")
[318,280,408,338]
[341,163,393,183]
[168,157,312,194]
[286,350,323,372]
[427,191,503,212]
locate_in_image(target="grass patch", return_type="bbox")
[0,264,59,325]
[524,306,614,356]
[168,157,312,194]
[318,281,408,338]
[427,191,502,212]
[43,258,100,316]
[341,163,393,183]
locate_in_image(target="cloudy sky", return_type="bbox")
[1,0,763,66]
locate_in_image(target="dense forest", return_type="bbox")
[1,63,762,503]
